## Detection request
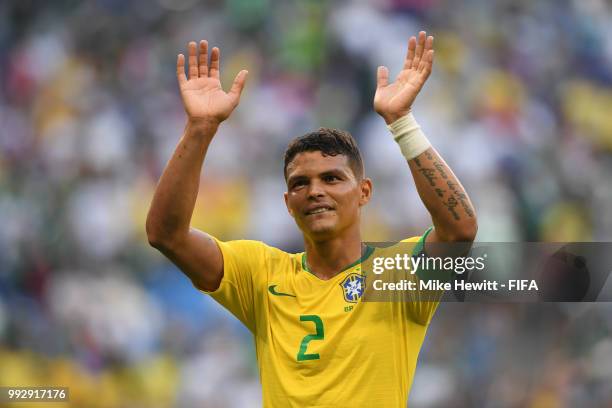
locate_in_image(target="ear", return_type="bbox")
[284,191,294,217]
[359,178,373,206]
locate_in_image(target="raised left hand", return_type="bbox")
[374,31,434,124]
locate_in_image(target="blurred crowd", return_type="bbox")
[1,0,612,406]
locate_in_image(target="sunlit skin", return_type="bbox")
[284,151,372,279]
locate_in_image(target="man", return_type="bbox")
[147,31,477,407]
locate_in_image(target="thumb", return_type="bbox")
[229,70,248,101]
[376,66,389,88]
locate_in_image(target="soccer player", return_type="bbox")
[147,31,477,407]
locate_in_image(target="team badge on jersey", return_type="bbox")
[340,273,364,303]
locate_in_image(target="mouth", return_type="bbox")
[305,206,335,216]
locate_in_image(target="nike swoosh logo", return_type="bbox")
[268,285,296,297]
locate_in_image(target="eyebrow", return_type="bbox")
[287,168,348,185]
[287,174,307,185]
[319,169,346,178]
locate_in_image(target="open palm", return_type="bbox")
[374,32,434,124]
[177,41,248,124]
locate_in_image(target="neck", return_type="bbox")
[303,225,363,280]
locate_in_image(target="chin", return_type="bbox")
[303,221,338,239]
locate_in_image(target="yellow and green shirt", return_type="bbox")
[203,229,441,407]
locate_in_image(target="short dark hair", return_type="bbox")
[283,128,364,181]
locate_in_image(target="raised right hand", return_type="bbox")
[177,40,248,125]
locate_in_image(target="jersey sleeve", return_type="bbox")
[401,227,447,326]
[200,237,270,333]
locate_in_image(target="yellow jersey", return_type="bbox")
[203,228,440,407]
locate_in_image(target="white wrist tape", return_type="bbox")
[387,112,431,160]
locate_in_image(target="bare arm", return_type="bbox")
[146,40,248,291]
[373,31,477,251]
[408,147,477,243]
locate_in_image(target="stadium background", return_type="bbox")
[1,0,612,406]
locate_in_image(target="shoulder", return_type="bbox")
[400,227,433,254]
[213,237,298,267]
[400,227,434,243]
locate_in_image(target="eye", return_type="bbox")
[291,179,307,190]
[323,175,340,182]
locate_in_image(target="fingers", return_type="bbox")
[377,66,389,88]
[198,40,208,77]
[177,54,187,85]
[209,47,220,79]
[411,31,427,69]
[229,70,249,101]
[418,38,435,76]
[418,35,434,73]
[426,34,434,50]
[188,41,198,79]
[403,36,417,70]
[419,49,434,78]
[179,40,219,80]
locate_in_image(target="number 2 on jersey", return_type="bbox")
[297,315,324,362]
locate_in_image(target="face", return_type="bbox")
[284,151,372,241]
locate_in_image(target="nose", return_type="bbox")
[307,179,325,199]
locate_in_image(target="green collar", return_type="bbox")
[302,245,375,275]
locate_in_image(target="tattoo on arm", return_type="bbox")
[418,168,437,186]
[414,150,475,222]
[454,191,475,218]
[433,161,448,179]
[443,196,461,220]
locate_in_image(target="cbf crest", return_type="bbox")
[340,273,364,303]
